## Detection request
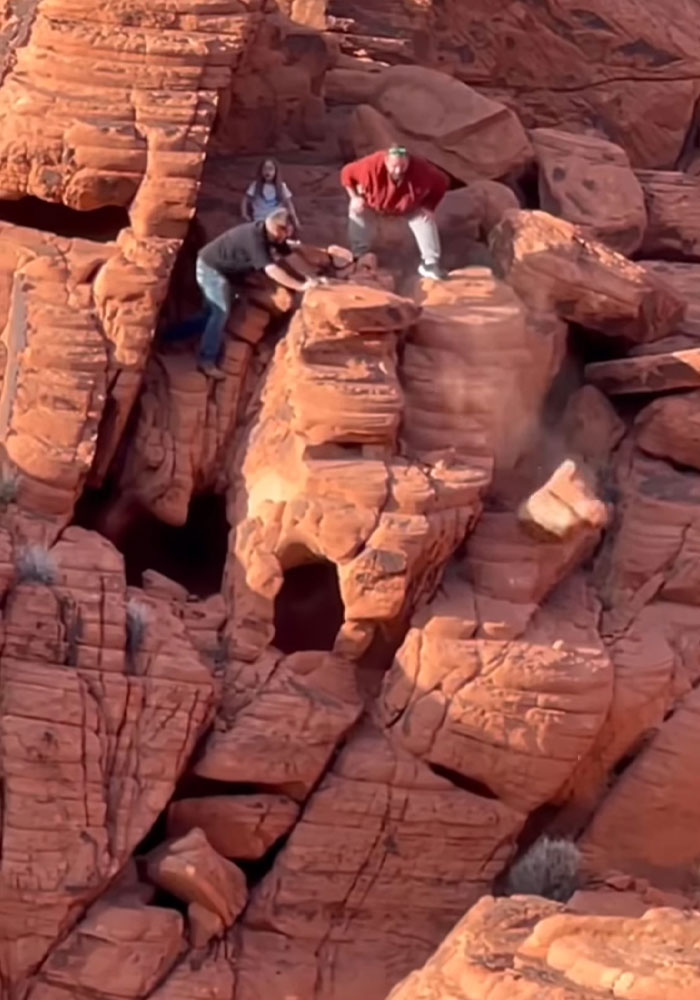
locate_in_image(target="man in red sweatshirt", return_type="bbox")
[340,145,450,280]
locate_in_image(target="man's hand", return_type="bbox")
[349,194,366,215]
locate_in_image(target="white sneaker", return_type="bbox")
[418,262,448,280]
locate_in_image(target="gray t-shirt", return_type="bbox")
[198,221,290,275]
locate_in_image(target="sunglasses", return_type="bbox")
[388,146,408,156]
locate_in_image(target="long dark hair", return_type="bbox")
[254,158,284,200]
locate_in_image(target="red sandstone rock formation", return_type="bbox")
[3,2,700,999]
[385,895,700,1000]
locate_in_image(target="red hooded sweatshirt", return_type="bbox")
[340,151,449,216]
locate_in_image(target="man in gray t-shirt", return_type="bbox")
[196,208,319,380]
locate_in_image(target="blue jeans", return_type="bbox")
[196,259,234,363]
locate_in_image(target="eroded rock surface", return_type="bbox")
[386,895,700,1000]
[0,527,214,985]
[241,726,522,1000]
[382,574,613,813]
[5,1,700,998]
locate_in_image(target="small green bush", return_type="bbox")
[126,598,149,657]
[16,544,58,586]
[0,473,18,507]
[505,837,581,902]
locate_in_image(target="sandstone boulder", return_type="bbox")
[226,282,487,665]
[361,64,533,182]
[435,182,520,271]
[146,828,247,926]
[167,794,299,860]
[531,128,647,254]
[563,600,700,816]
[595,448,700,633]
[241,726,523,1000]
[581,684,700,889]
[490,209,686,343]
[561,386,626,472]
[642,260,700,341]
[194,652,362,801]
[638,170,700,259]
[26,899,185,1000]
[466,512,602,611]
[381,574,612,813]
[636,391,700,470]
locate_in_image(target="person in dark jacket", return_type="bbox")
[196,208,318,379]
[340,145,450,279]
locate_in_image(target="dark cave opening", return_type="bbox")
[272,557,344,655]
[0,196,129,242]
[74,489,229,598]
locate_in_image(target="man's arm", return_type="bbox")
[264,261,312,292]
[341,155,374,200]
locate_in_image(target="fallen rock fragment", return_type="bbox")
[532,127,647,254]
[518,459,609,541]
[490,209,685,342]
[146,828,247,926]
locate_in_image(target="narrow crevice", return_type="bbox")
[172,773,265,801]
[427,762,499,800]
[239,829,293,888]
[512,801,564,856]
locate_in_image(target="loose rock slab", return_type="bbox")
[586,346,700,395]
[490,209,685,343]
